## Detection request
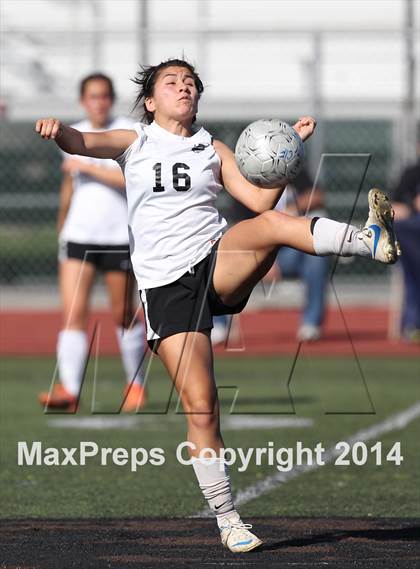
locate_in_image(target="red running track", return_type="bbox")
[1,307,419,357]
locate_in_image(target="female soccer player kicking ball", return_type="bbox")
[35,58,400,553]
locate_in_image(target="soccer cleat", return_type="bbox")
[358,188,402,264]
[219,512,263,553]
[122,382,147,412]
[38,384,78,412]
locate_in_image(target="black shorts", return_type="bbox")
[140,239,251,352]
[59,240,132,273]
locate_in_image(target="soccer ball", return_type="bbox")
[235,119,304,188]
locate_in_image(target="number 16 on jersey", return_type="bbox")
[152,162,191,192]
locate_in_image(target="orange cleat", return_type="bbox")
[38,384,79,412]
[122,382,147,412]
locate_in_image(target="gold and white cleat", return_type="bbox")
[358,188,402,264]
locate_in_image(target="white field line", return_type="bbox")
[222,417,313,430]
[47,416,142,430]
[47,415,313,431]
[195,401,420,517]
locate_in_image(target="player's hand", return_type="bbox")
[35,118,63,140]
[293,116,317,142]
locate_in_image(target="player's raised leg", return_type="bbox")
[214,188,401,307]
[156,331,262,552]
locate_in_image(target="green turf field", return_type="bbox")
[1,355,419,519]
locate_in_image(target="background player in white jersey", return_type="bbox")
[35,58,399,552]
[38,73,146,413]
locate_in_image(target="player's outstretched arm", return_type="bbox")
[34,118,137,159]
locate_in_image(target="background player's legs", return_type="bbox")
[105,271,145,385]
[299,251,330,339]
[394,216,420,339]
[104,270,136,329]
[105,271,146,410]
[276,247,330,341]
[60,258,96,329]
[57,258,96,397]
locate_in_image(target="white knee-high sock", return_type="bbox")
[115,323,145,385]
[311,217,370,257]
[192,457,236,526]
[57,329,88,396]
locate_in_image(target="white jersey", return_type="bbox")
[60,116,134,245]
[116,120,228,289]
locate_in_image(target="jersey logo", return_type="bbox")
[191,143,209,153]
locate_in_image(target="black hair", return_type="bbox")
[79,73,116,101]
[131,58,204,124]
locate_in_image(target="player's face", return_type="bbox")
[146,66,199,124]
[80,79,113,126]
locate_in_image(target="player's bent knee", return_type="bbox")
[252,209,288,248]
[259,209,297,246]
[259,209,286,226]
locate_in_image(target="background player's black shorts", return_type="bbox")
[59,241,132,273]
[140,239,251,352]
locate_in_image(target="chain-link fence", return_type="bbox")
[0,117,397,284]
